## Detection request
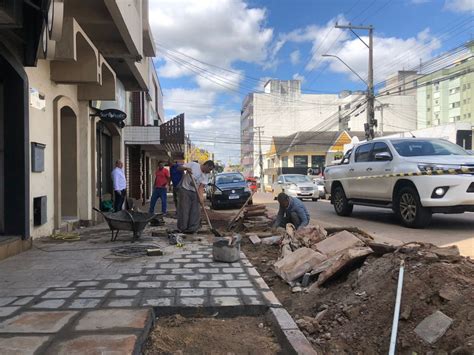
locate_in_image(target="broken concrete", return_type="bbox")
[261,236,281,245]
[248,235,261,245]
[274,247,327,283]
[414,310,453,344]
[316,247,373,286]
[315,230,364,257]
[438,285,460,302]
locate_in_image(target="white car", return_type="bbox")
[272,174,319,201]
[324,138,474,228]
[312,177,326,198]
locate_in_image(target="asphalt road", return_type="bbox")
[255,192,474,258]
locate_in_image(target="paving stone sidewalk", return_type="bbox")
[0,219,278,354]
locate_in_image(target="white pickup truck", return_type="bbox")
[324,138,474,228]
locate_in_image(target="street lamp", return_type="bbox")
[322,54,368,86]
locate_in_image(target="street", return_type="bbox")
[255,193,474,258]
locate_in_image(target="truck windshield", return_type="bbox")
[216,174,244,184]
[392,140,468,157]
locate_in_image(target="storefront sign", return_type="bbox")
[90,108,127,128]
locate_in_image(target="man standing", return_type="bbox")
[111,160,127,212]
[177,160,215,233]
[149,161,170,214]
[273,192,310,230]
[169,160,183,209]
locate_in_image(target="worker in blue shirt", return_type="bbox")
[169,160,184,209]
[273,192,310,230]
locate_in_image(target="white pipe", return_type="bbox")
[389,260,405,355]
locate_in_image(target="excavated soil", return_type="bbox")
[242,238,474,354]
[143,315,282,354]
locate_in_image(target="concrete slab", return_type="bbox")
[415,310,453,344]
[32,300,65,309]
[0,298,17,307]
[0,307,20,317]
[68,299,101,309]
[74,309,150,331]
[0,336,50,354]
[49,334,137,355]
[0,311,77,333]
[315,230,364,257]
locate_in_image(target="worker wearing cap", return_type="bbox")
[273,192,310,230]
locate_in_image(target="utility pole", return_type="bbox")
[335,23,375,140]
[375,103,390,135]
[254,126,264,192]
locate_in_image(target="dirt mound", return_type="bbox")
[242,238,474,354]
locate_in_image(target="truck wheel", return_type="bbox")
[332,186,353,216]
[395,186,432,228]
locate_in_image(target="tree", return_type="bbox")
[186,145,210,163]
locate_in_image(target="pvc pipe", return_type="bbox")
[389,260,405,355]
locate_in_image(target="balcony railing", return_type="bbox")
[160,113,185,154]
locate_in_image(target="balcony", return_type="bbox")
[160,113,185,157]
[123,126,160,146]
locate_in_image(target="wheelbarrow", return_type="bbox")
[93,208,157,242]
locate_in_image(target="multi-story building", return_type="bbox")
[241,79,340,178]
[0,0,183,259]
[417,41,473,129]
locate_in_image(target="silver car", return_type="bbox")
[272,174,319,201]
[312,177,326,199]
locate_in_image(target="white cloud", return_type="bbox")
[150,0,273,81]
[163,88,217,117]
[444,0,474,12]
[290,50,300,65]
[292,73,305,82]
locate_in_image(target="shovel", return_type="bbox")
[188,173,223,238]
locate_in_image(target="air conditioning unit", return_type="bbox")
[0,0,22,27]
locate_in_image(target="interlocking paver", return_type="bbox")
[145,269,168,275]
[177,297,205,306]
[114,290,140,297]
[181,274,206,280]
[241,288,259,296]
[171,269,193,274]
[12,297,34,306]
[106,299,136,307]
[225,280,253,288]
[198,268,220,274]
[74,309,149,331]
[32,300,65,309]
[154,275,179,281]
[211,274,234,281]
[0,297,17,307]
[136,282,162,288]
[68,299,101,309]
[198,281,223,288]
[0,336,50,354]
[76,281,99,287]
[78,290,110,298]
[142,298,173,307]
[223,268,245,273]
[212,297,242,306]
[158,263,180,269]
[210,288,238,296]
[178,289,206,297]
[0,311,77,333]
[165,281,191,288]
[104,282,128,289]
[0,307,20,317]
[183,263,206,268]
[49,334,137,354]
[125,276,149,281]
[42,291,75,299]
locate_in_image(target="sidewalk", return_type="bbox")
[0,215,274,354]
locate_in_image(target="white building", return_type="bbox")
[241,80,340,178]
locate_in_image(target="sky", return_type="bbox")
[148,0,473,164]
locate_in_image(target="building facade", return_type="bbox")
[241,79,340,178]
[0,0,175,256]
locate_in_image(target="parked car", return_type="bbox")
[209,172,252,209]
[246,177,258,192]
[312,177,326,198]
[272,174,319,201]
[324,138,474,228]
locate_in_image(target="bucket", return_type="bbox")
[212,235,242,263]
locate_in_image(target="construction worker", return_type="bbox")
[177,160,215,233]
[273,192,310,230]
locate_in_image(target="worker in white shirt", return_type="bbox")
[111,160,127,212]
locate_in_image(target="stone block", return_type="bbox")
[177,297,206,306]
[210,274,234,281]
[136,282,162,289]
[283,329,318,355]
[315,230,364,257]
[125,276,149,281]
[211,297,242,306]
[243,296,265,306]
[171,269,193,275]
[78,290,110,298]
[75,309,150,331]
[248,235,261,245]
[241,288,259,296]
[0,336,50,354]
[225,280,253,288]
[198,281,223,288]
[274,247,327,283]
[114,290,140,297]
[183,263,206,268]
[154,275,179,281]
[32,300,65,309]
[198,268,220,274]
[197,258,213,262]
[49,334,137,355]
[41,291,75,299]
[158,263,180,269]
[0,297,17,307]
[222,268,244,273]
[165,281,191,288]
[270,308,298,330]
[104,283,128,289]
[415,310,453,344]
[142,289,174,298]
[106,299,135,307]
[210,288,238,296]
[0,307,20,317]
[0,311,77,333]
[68,299,101,309]
[178,289,206,297]
[145,269,168,275]
[181,274,206,281]
[172,258,193,263]
[262,291,281,307]
[12,297,34,306]
[142,298,173,307]
[76,281,99,287]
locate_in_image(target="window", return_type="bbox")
[311,155,325,171]
[450,101,461,109]
[435,100,439,105]
[281,156,288,168]
[216,173,244,185]
[355,143,373,162]
[341,149,352,165]
[392,139,468,156]
[370,142,392,161]
[277,175,283,183]
[427,107,431,112]
[469,113,472,118]
[449,87,460,95]
[294,155,308,168]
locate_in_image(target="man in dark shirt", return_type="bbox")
[169,160,184,209]
[273,192,310,230]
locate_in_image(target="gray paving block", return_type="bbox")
[125,276,149,281]
[0,298,17,307]
[235,274,248,280]
[198,281,223,288]
[270,308,298,330]
[136,282,162,289]
[12,297,34,306]
[105,299,136,307]
[243,296,265,306]
[94,275,122,280]
[177,297,206,306]
[113,290,141,297]
[165,281,192,288]
[42,291,75,299]
[145,269,169,275]
[211,297,243,306]
[183,263,206,268]
[241,288,259,296]
[181,274,207,281]
[210,288,238,296]
[0,307,20,317]
[186,255,205,259]
[283,329,318,355]
[247,268,260,277]
[210,274,234,281]
[197,258,213,263]
[32,300,65,309]
[104,283,129,289]
[171,269,193,275]
[154,275,179,281]
[172,259,193,263]
[76,281,100,287]
[78,290,110,298]
[142,298,174,307]
[68,299,101,309]
[225,280,253,288]
[415,310,453,344]
[222,268,244,273]
[198,268,220,274]
[158,263,180,269]
[178,289,206,297]
[142,289,175,298]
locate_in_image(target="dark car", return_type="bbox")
[209,172,252,209]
